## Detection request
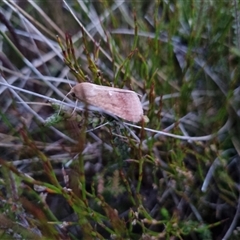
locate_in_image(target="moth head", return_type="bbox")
[69,84,85,101]
[69,86,80,99]
[70,90,76,99]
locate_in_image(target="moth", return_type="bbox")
[69,82,143,123]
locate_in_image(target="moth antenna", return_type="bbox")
[72,98,78,115]
[58,89,73,116]
[58,76,75,115]
[68,81,73,89]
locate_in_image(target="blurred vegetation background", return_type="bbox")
[0,0,240,239]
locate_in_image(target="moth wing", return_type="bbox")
[96,90,143,122]
[73,83,143,122]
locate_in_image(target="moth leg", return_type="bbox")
[71,99,78,116]
[57,90,72,116]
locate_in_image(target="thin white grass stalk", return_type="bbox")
[178,123,192,143]
[0,81,230,142]
[143,91,218,108]
[142,93,181,107]
[19,16,56,61]
[2,81,229,142]
[0,80,76,143]
[201,149,236,192]
[0,82,69,106]
[117,121,140,143]
[164,115,197,131]
[222,195,240,239]
[0,33,67,102]
[201,157,221,193]
[15,29,59,46]
[194,58,227,96]
[11,152,91,166]
[71,0,124,44]
[5,0,56,39]
[0,81,128,117]
[118,2,135,27]
[77,1,107,41]
[2,73,29,114]
[111,28,234,96]
[0,66,76,86]
[0,81,114,151]
[141,112,229,146]
[17,102,51,106]
[0,143,72,153]
[188,202,203,222]
[27,1,65,38]
[3,1,63,69]
[21,57,68,99]
[63,0,109,52]
[14,19,75,103]
[19,13,64,102]
[124,118,230,142]
[0,57,68,97]
[86,122,110,133]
